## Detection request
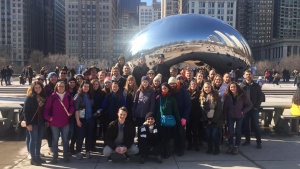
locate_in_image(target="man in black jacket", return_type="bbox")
[132,56,149,86]
[103,107,139,163]
[240,70,263,149]
[1,66,7,86]
[153,54,170,83]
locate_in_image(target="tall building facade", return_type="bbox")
[139,1,161,29]
[161,0,179,18]
[188,0,237,27]
[44,0,65,55]
[66,0,118,67]
[250,0,300,60]
[179,0,188,14]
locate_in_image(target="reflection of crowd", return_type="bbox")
[23,54,264,166]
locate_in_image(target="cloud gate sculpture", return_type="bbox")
[126,14,252,73]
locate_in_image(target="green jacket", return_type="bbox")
[156,94,181,126]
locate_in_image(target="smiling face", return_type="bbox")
[112,82,119,93]
[146,117,155,125]
[189,81,197,90]
[34,84,42,94]
[56,82,66,94]
[203,83,212,94]
[82,83,90,93]
[141,80,149,88]
[229,83,237,95]
[118,109,127,123]
[161,85,169,93]
[92,80,100,90]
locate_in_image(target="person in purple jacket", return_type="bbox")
[223,82,252,155]
[44,81,74,164]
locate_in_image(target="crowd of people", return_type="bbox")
[22,54,265,166]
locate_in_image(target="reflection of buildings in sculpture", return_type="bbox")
[112,29,137,62]
[188,0,237,27]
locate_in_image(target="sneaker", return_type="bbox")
[232,146,239,155]
[226,146,234,154]
[48,147,54,155]
[242,141,250,146]
[107,156,113,163]
[27,153,31,160]
[76,153,83,160]
[86,152,91,159]
[257,143,262,149]
[124,153,131,162]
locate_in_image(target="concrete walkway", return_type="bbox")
[2,134,300,169]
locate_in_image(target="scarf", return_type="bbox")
[83,93,92,120]
[161,91,168,97]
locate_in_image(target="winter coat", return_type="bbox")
[240,80,263,110]
[44,92,74,127]
[132,89,155,118]
[189,90,201,120]
[155,94,181,126]
[104,120,135,150]
[200,94,223,128]
[153,63,170,83]
[132,64,149,86]
[172,85,191,120]
[223,93,252,119]
[24,96,45,126]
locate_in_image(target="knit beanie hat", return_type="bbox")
[141,76,150,82]
[67,77,76,83]
[168,77,177,84]
[145,112,155,120]
[47,72,58,80]
[104,77,112,83]
[153,74,162,83]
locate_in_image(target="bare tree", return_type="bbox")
[28,50,44,72]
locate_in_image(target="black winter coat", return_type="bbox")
[104,120,135,150]
[240,80,263,110]
[24,96,44,126]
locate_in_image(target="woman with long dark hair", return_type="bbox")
[24,82,47,166]
[186,80,202,151]
[133,76,155,128]
[123,75,138,123]
[223,82,252,155]
[74,81,94,160]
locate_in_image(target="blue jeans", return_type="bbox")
[205,126,221,146]
[28,123,45,158]
[51,125,70,158]
[76,119,94,153]
[228,117,243,146]
[6,76,11,85]
[243,109,262,143]
[26,130,30,152]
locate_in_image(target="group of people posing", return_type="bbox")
[23,54,264,166]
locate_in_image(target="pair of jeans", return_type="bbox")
[1,76,7,85]
[6,76,11,85]
[228,117,243,146]
[243,109,262,144]
[76,119,94,153]
[205,126,221,147]
[51,125,70,158]
[28,123,45,158]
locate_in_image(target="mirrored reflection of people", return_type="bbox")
[103,107,139,163]
[153,54,170,83]
[138,112,162,164]
[132,55,149,86]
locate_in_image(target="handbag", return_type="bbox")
[160,97,176,127]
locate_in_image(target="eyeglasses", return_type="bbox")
[147,118,154,120]
[37,78,44,81]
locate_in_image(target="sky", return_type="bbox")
[141,0,161,6]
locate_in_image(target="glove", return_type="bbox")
[181,118,186,126]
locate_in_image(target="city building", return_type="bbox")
[188,0,237,27]
[65,0,118,68]
[251,0,300,60]
[179,0,188,14]
[44,0,65,55]
[139,1,161,29]
[161,0,179,18]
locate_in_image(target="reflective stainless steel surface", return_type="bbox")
[126,14,252,73]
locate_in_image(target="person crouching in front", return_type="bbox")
[138,112,163,164]
[103,107,139,163]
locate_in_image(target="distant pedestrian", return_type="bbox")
[1,66,7,86]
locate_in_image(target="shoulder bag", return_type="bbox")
[160,97,176,127]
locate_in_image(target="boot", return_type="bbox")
[30,157,42,166]
[213,144,220,155]
[206,142,213,154]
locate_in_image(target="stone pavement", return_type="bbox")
[2,134,300,169]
